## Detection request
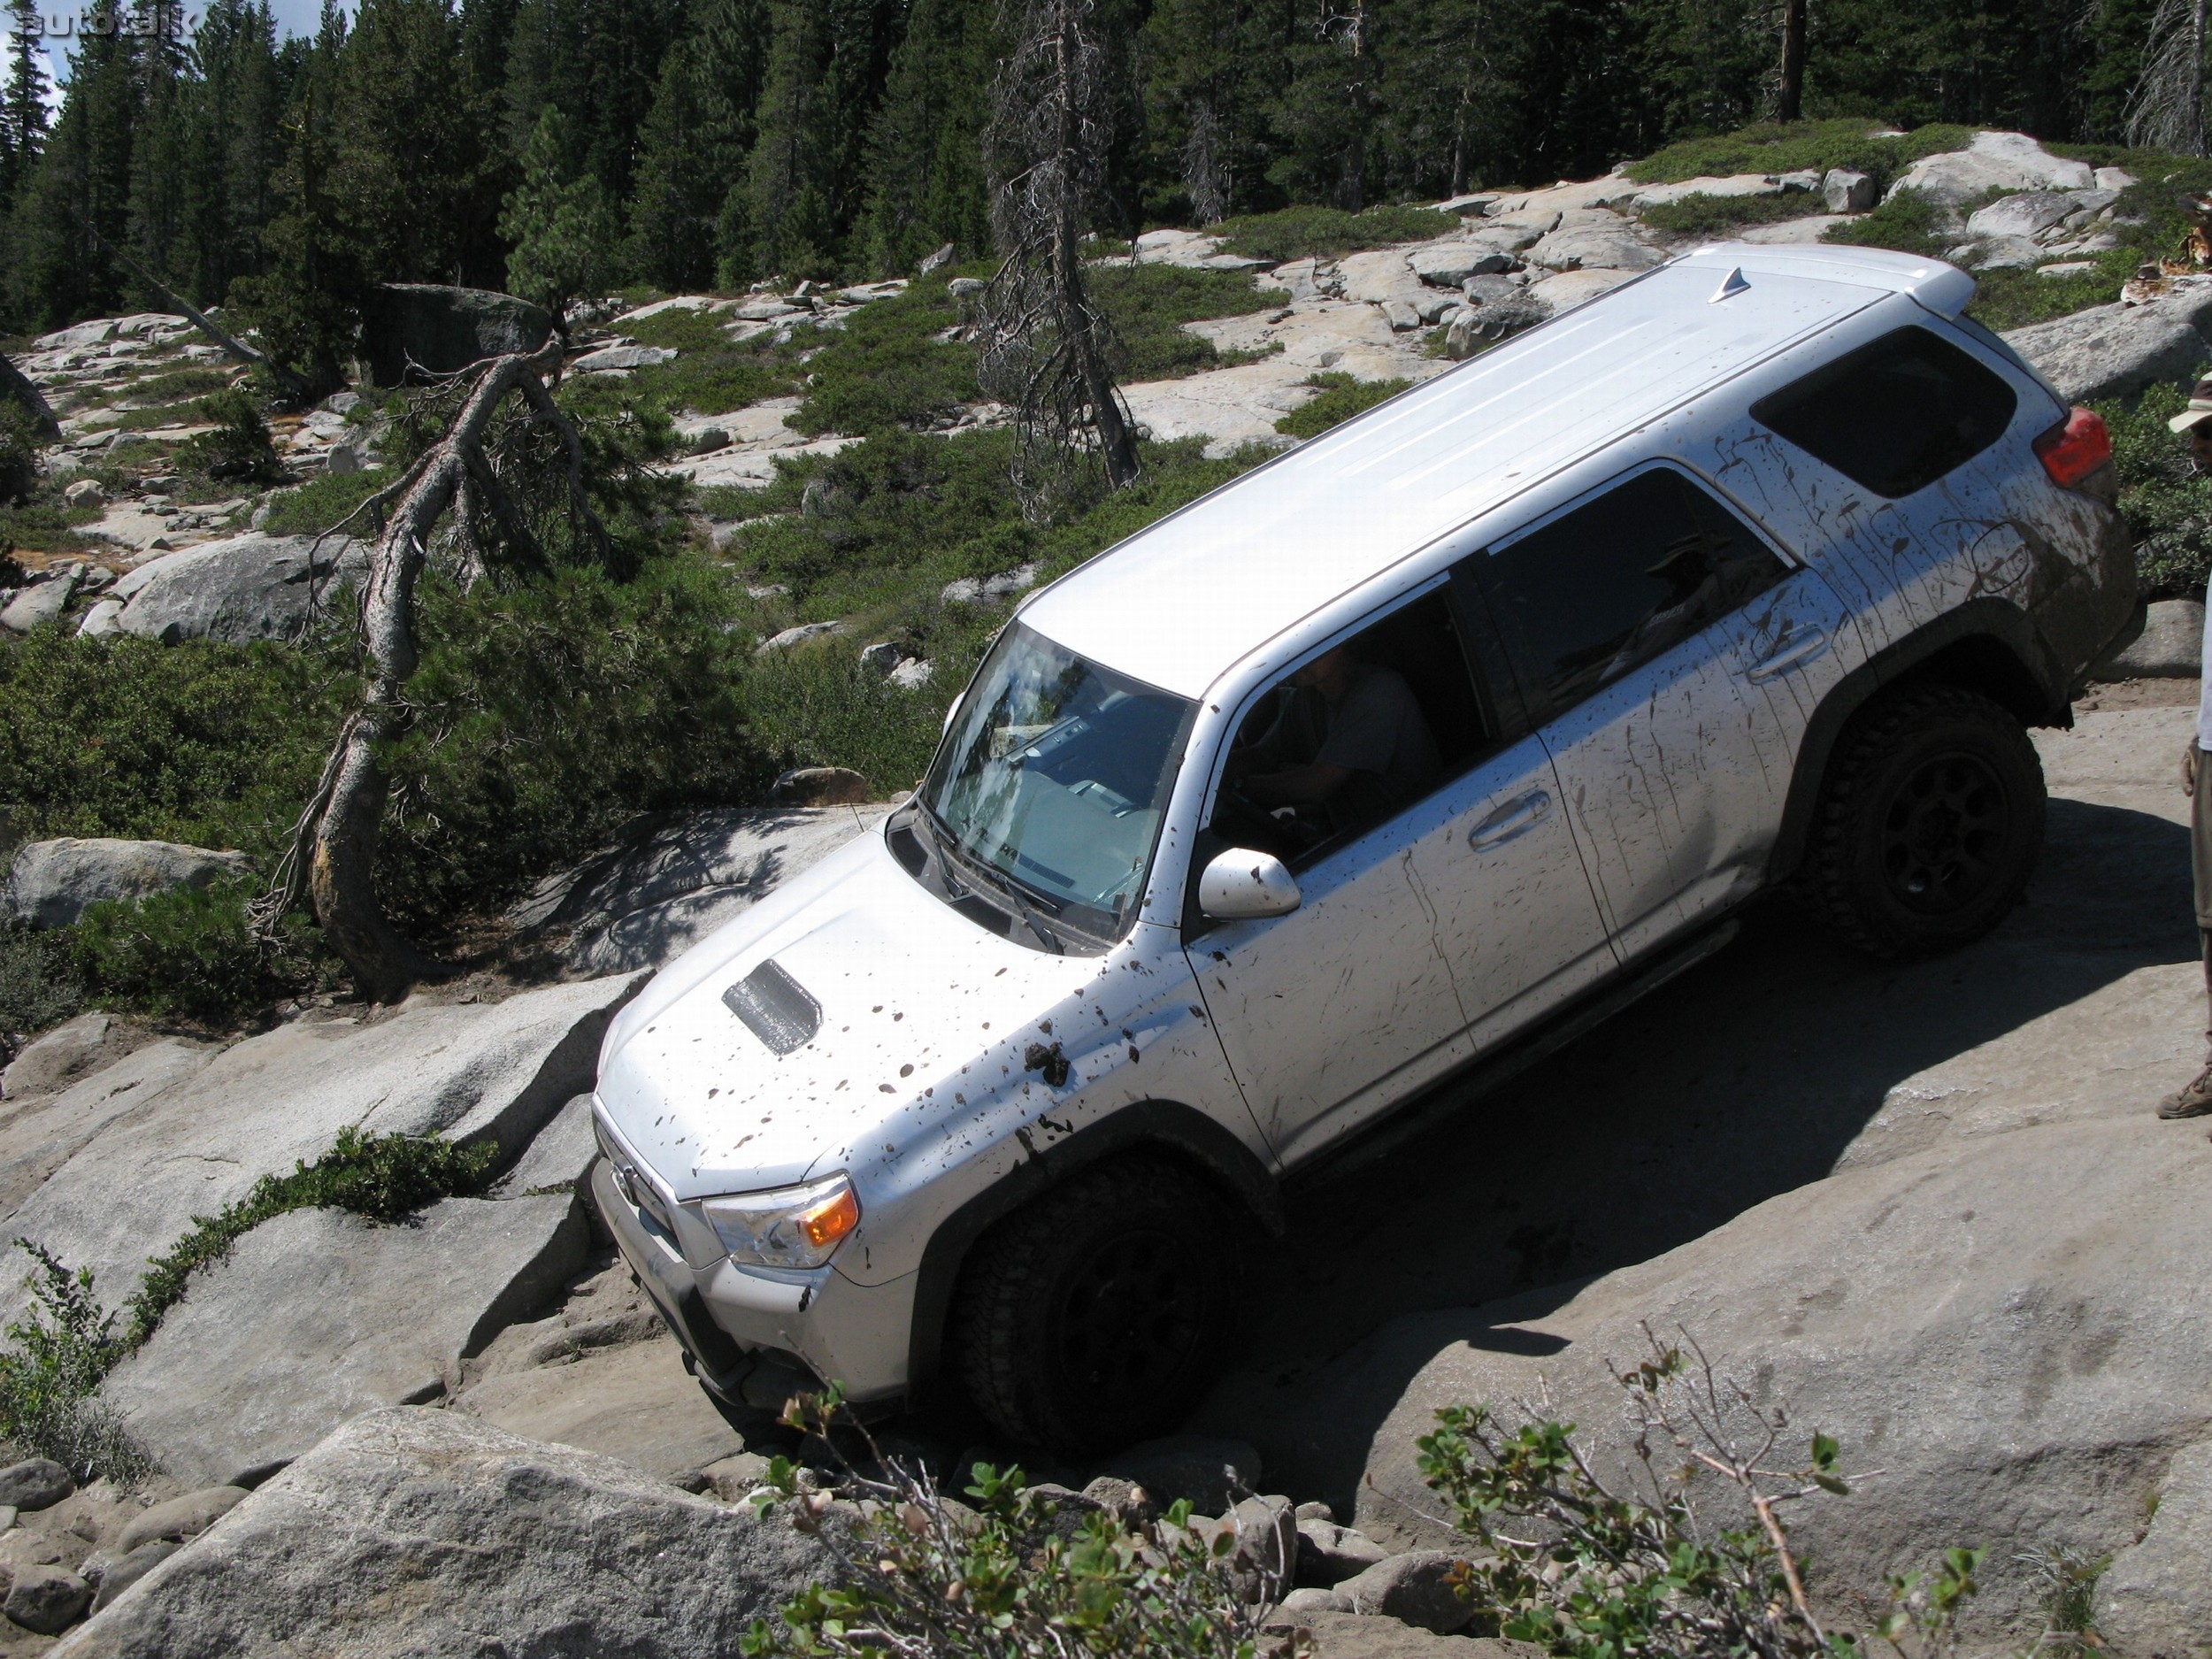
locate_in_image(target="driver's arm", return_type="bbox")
[1242,760,1353,808]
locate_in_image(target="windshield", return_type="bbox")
[923,622,1195,941]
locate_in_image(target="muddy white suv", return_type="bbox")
[591,244,2136,1453]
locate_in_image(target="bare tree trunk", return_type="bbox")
[1048,0,1139,490]
[1183,103,1230,226]
[1777,0,1808,122]
[78,218,314,401]
[258,340,609,1002]
[2129,0,2208,156]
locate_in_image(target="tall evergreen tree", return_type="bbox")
[501,105,619,315]
[1139,0,1291,221]
[1,0,51,202]
[856,0,997,270]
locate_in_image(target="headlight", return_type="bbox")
[698,1173,860,1270]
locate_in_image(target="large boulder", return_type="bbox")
[0,351,60,440]
[9,837,254,929]
[100,1194,588,1487]
[53,1408,836,1658]
[1888,130,2094,207]
[0,1039,217,1220]
[106,533,368,646]
[506,806,889,976]
[363,284,554,388]
[0,974,636,1326]
[2002,296,2212,403]
[2098,1439,2212,1655]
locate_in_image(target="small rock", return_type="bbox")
[947,277,986,298]
[1271,1585,1351,1618]
[1079,1475,1157,1529]
[572,343,677,373]
[699,1452,774,1503]
[1294,1501,1334,1523]
[2038,260,2100,279]
[76,598,125,637]
[1295,1517,1389,1586]
[63,479,106,508]
[858,640,910,675]
[919,242,957,274]
[326,442,362,476]
[769,766,872,807]
[733,300,800,322]
[1776,168,1823,193]
[0,1462,73,1515]
[1379,299,1424,331]
[690,426,731,455]
[756,619,845,655]
[1334,1550,1479,1634]
[4,1563,90,1633]
[941,563,1038,605]
[888,657,934,690]
[1023,1483,1109,1545]
[1822,168,1877,213]
[111,1486,250,1557]
[0,567,79,634]
[89,1540,178,1612]
[1090,1435,1261,1515]
[321,390,364,415]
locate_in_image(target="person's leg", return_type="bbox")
[2159,758,2212,1117]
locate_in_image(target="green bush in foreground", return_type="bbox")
[741,1388,1274,1659]
[0,925,82,1051]
[2098,380,2212,601]
[71,878,334,1025]
[0,1243,152,1483]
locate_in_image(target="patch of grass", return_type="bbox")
[1275,372,1410,440]
[1964,250,2139,331]
[122,1125,498,1349]
[789,277,981,434]
[743,645,973,795]
[0,495,100,557]
[1821,187,1955,259]
[1212,204,1459,263]
[2096,380,2212,601]
[1625,119,1976,188]
[0,1242,153,1484]
[252,465,400,537]
[1090,264,1288,381]
[121,366,233,405]
[597,303,796,417]
[1638,190,1828,237]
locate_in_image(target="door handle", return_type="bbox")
[1744,627,1830,682]
[1467,790,1551,850]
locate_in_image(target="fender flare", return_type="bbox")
[1768,597,2070,884]
[903,1100,1283,1404]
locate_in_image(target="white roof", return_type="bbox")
[1019,243,1973,699]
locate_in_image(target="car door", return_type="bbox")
[1470,464,1856,964]
[1186,585,1614,1168]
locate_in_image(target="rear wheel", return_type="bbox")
[952,1156,1241,1455]
[1806,684,2046,959]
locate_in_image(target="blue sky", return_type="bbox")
[5,2,338,98]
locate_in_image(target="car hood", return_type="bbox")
[594,823,1104,1200]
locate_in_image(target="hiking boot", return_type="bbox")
[2156,1064,2212,1118]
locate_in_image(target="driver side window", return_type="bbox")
[1208,589,1495,868]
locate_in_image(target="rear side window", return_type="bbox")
[1751,325,2017,498]
[1473,468,1788,722]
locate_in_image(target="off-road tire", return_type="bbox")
[1807,683,2045,960]
[952,1156,1241,1455]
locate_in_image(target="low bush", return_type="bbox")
[741,1389,1276,1659]
[176,388,283,485]
[1276,372,1409,440]
[589,305,797,418]
[71,877,333,1025]
[1822,188,1955,260]
[1626,119,1975,189]
[0,402,39,505]
[1639,190,1829,238]
[1212,204,1459,262]
[253,465,400,537]
[742,644,972,795]
[789,279,981,434]
[0,924,83,1052]
[1088,264,1288,381]
[2097,380,2212,601]
[123,366,233,406]
[0,1242,152,1484]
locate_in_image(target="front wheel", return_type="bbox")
[951,1156,1242,1455]
[1805,684,2046,960]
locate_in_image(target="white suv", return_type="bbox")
[591,244,2136,1453]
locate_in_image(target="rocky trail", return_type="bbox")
[4,127,2212,1654]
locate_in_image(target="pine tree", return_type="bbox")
[500,105,619,317]
[857,0,997,271]
[1141,0,1292,221]
[1,0,51,203]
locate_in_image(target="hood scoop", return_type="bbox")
[721,960,822,1055]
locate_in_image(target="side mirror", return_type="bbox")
[1198,848,1302,920]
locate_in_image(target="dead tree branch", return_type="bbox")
[251,337,613,1002]
[78,219,315,402]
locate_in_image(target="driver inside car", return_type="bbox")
[1223,642,1442,846]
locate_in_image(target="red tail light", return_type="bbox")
[2033,405,2113,490]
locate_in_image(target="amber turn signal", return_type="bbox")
[800,1184,861,1249]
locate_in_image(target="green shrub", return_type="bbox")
[1276,372,1409,440]
[0,924,84,1048]
[0,402,38,505]
[789,278,982,434]
[0,1242,152,1484]
[176,388,283,485]
[1822,188,1955,259]
[1639,190,1829,238]
[1212,204,1459,262]
[124,1125,498,1348]
[252,465,399,537]
[0,627,350,858]
[71,877,330,1025]
[124,366,233,405]
[583,304,796,418]
[742,645,970,795]
[1626,119,1975,188]
[741,1390,1274,1659]
[1965,252,2139,332]
[1089,264,1288,381]
[2097,380,2212,601]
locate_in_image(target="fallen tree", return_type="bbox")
[253,338,621,1000]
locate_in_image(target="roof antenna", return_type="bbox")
[1711,266,1751,303]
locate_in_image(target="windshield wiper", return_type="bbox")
[918,803,1069,955]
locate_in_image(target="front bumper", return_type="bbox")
[590,1156,915,1407]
